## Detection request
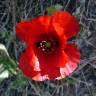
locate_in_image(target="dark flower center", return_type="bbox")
[36,40,59,54]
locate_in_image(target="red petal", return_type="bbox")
[34,47,69,79]
[16,21,30,42]
[19,44,80,81]
[44,50,69,79]
[35,47,68,67]
[19,46,61,81]
[60,44,80,77]
[19,47,39,79]
[16,16,51,43]
[65,44,80,64]
[52,11,80,39]
[46,67,60,80]
[56,44,80,79]
[40,63,60,80]
[19,47,49,81]
[51,21,67,49]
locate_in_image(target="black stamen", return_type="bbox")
[36,39,59,54]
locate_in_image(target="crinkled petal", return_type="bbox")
[16,16,51,43]
[65,43,80,65]
[19,47,39,79]
[57,43,80,79]
[19,47,61,81]
[52,11,80,39]
[19,44,80,81]
[33,46,69,79]
[19,47,50,81]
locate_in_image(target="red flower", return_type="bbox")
[16,11,80,81]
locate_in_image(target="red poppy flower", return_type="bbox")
[16,11,80,81]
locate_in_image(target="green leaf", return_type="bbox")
[47,4,63,15]
[0,46,27,90]
[10,72,28,91]
[0,44,18,82]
